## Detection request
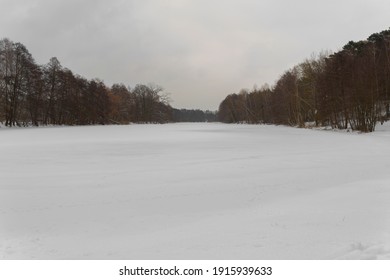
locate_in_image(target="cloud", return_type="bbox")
[1,0,390,109]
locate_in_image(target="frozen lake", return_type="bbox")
[1,123,390,259]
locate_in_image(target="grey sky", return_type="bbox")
[1,0,390,110]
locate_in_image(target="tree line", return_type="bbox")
[172,108,217,122]
[218,29,390,132]
[0,38,216,127]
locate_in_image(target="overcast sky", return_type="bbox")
[1,0,390,110]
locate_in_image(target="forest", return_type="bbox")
[3,29,390,131]
[0,38,216,126]
[218,29,390,132]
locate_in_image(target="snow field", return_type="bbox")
[0,123,389,259]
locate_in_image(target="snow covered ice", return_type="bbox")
[1,123,390,259]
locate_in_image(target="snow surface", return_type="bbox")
[1,123,390,259]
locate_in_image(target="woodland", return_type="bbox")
[0,38,215,126]
[218,29,390,132]
[2,29,390,131]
